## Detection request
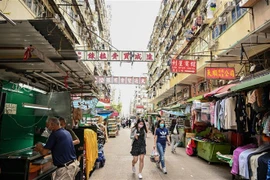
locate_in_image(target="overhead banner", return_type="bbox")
[170,59,197,74]
[99,98,110,103]
[96,76,147,85]
[76,50,155,62]
[205,67,235,80]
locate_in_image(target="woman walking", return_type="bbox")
[169,119,180,153]
[154,120,171,174]
[130,119,147,179]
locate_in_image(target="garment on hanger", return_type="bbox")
[248,144,270,179]
[84,129,98,180]
[249,152,267,180]
[257,152,270,180]
[219,99,226,129]
[224,97,237,130]
[239,148,257,179]
[231,143,257,175]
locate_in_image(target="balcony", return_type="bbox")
[239,0,261,8]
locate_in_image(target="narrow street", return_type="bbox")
[91,128,232,180]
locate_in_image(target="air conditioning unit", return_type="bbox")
[224,1,236,12]
[208,40,217,49]
[217,16,227,25]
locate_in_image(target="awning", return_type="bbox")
[231,73,270,92]
[170,103,185,109]
[95,101,111,109]
[186,95,204,103]
[204,83,238,98]
[161,110,185,116]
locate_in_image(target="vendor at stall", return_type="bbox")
[59,117,80,145]
[34,117,79,180]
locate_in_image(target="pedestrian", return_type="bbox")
[153,114,162,135]
[130,119,148,179]
[154,119,171,174]
[128,119,132,128]
[169,119,180,153]
[34,117,79,180]
[59,117,80,145]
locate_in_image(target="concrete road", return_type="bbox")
[91,128,232,180]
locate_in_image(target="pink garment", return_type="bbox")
[231,144,257,175]
[210,102,215,125]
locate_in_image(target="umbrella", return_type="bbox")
[95,101,111,109]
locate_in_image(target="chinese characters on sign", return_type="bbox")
[205,67,235,80]
[170,59,197,74]
[76,51,155,62]
[99,98,110,103]
[96,76,147,85]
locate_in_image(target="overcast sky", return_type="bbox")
[105,0,160,117]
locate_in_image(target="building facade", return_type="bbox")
[147,0,270,109]
[0,0,111,96]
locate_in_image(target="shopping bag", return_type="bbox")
[150,149,159,162]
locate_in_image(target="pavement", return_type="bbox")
[91,128,232,180]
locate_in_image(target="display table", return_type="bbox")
[193,138,231,164]
[0,147,56,180]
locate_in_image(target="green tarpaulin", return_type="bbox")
[186,95,204,103]
[231,73,270,92]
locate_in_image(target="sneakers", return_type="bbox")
[162,167,167,174]
[132,166,136,173]
[138,173,143,179]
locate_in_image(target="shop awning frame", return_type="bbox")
[230,72,270,92]
[204,83,238,98]
[186,95,204,103]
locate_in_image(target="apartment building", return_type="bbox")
[130,85,149,116]
[147,0,270,109]
[0,0,111,96]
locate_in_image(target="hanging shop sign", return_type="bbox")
[76,50,155,62]
[99,98,110,103]
[205,67,236,80]
[170,59,197,74]
[136,105,145,109]
[96,76,147,85]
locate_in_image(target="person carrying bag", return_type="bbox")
[170,119,180,153]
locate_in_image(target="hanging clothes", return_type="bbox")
[235,95,247,133]
[248,144,270,179]
[219,99,226,129]
[214,100,221,129]
[231,143,257,175]
[239,148,257,179]
[210,102,215,125]
[250,152,268,180]
[257,152,270,180]
[84,129,98,180]
[224,97,237,130]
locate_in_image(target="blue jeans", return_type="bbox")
[156,142,166,168]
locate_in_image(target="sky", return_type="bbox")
[105,0,161,117]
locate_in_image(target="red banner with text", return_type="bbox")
[205,67,236,80]
[96,76,147,85]
[170,59,197,74]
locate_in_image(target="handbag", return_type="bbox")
[173,125,177,135]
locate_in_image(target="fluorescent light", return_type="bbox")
[19,83,47,94]
[22,103,51,110]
